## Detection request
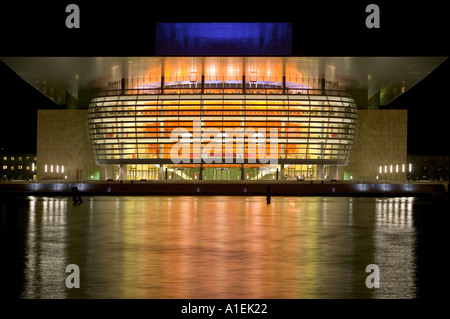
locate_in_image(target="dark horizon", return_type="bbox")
[0,61,59,154]
[382,57,449,156]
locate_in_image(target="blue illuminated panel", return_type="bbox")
[156,23,292,56]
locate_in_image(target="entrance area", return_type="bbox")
[111,164,343,181]
[284,164,316,181]
[128,165,159,180]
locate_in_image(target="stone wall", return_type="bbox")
[35,109,408,182]
[345,110,408,182]
[37,110,99,180]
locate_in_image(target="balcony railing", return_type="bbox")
[94,88,353,98]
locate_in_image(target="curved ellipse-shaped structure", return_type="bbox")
[88,89,358,168]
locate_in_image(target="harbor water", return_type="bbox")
[1,195,448,299]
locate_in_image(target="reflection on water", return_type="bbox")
[23,198,68,298]
[374,198,416,298]
[0,196,428,299]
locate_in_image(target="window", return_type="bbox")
[2,165,7,170]
[18,157,22,161]
[18,165,23,170]
[10,157,14,161]
[26,166,30,171]
[11,166,14,171]
[2,157,6,161]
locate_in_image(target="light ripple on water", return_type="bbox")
[0,196,433,299]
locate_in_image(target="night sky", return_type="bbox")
[381,57,449,156]
[0,61,59,154]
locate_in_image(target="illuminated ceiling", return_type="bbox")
[0,56,447,106]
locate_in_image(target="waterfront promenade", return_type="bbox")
[0,180,447,197]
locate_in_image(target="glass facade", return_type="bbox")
[88,74,358,180]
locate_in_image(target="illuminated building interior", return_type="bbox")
[87,58,358,180]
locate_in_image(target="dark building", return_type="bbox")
[0,154,37,181]
[407,154,449,182]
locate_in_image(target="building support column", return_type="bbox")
[104,164,115,180]
[320,78,326,91]
[336,166,344,180]
[121,78,127,95]
[316,164,324,180]
[201,75,205,94]
[240,164,244,180]
[159,165,164,180]
[119,164,128,180]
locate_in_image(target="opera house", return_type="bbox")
[1,24,446,182]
